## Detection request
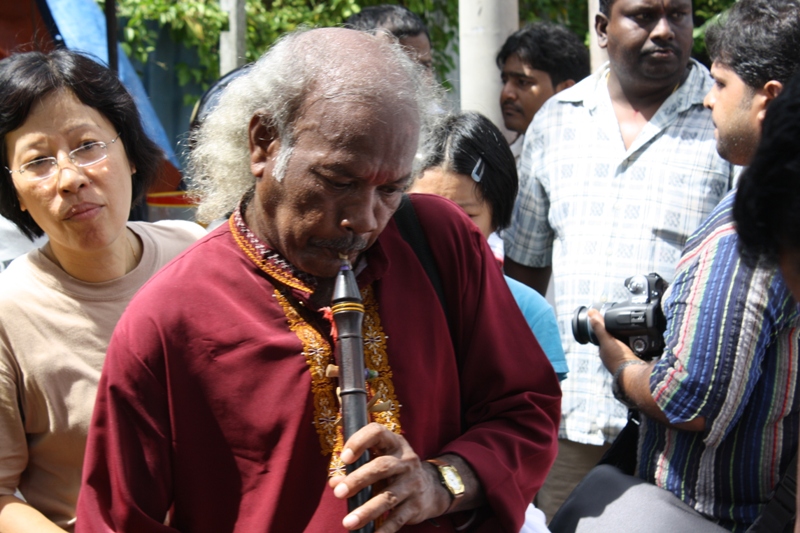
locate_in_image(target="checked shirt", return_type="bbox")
[504,60,737,444]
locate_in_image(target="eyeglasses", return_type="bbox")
[5,134,121,182]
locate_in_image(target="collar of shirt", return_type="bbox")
[556,58,709,116]
[232,197,390,305]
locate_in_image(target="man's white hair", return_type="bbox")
[188,27,440,223]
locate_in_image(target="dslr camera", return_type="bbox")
[572,273,668,360]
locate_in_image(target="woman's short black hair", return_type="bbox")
[0,49,161,240]
[734,69,800,265]
[419,111,518,231]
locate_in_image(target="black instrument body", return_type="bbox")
[332,261,373,533]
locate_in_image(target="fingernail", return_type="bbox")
[334,482,349,499]
[341,448,355,463]
[343,513,359,529]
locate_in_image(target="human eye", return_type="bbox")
[313,167,352,191]
[74,141,104,154]
[378,180,406,196]
[379,177,411,196]
[23,156,53,168]
[378,184,403,196]
[20,157,55,176]
[631,10,654,23]
[329,180,353,190]
[321,174,355,191]
[669,10,689,22]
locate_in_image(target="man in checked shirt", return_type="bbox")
[503,0,737,520]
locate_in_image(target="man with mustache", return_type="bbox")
[503,0,737,521]
[547,1,800,531]
[497,22,589,168]
[75,28,561,533]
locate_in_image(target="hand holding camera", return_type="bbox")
[572,273,668,360]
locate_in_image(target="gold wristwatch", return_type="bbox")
[427,458,465,512]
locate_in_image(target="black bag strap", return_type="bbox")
[596,409,640,476]
[392,194,449,324]
[747,451,797,533]
[394,195,468,431]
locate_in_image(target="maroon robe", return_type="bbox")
[77,194,560,532]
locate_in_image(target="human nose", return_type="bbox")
[55,159,91,193]
[340,193,379,235]
[501,80,516,101]
[703,88,716,110]
[651,15,676,41]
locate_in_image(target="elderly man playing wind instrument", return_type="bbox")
[76,28,560,533]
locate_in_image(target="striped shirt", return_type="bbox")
[504,60,737,444]
[640,191,800,531]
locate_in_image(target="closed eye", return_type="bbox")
[24,157,55,169]
[378,185,404,196]
[328,180,353,190]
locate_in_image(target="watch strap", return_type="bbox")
[426,458,465,513]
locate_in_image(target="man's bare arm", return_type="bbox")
[588,310,706,432]
[504,258,551,296]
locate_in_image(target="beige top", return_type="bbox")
[0,220,206,531]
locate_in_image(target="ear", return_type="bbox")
[756,80,784,123]
[249,111,281,179]
[554,79,576,93]
[595,13,609,50]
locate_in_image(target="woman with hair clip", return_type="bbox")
[0,49,206,531]
[410,111,566,382]
[410,110,566,532]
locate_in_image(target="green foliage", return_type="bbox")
[519,0,588,38]
[105,0,363,102]
[242,0,363,63]
[692,0,737,63]
[106,0,736,101]
[108,0,228,85]
[104,0,457,102]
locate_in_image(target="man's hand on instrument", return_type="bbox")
[329,423,481,532]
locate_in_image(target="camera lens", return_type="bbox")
[572,306,598,345]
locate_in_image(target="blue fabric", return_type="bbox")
[505,275,568,381]
[45,0,181,169]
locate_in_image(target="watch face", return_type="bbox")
[441,465,465,495]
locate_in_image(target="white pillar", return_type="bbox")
[588,0,608,72]
[459,0,519,135]
[220,0,246,76]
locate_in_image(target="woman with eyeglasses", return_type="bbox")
[0,50,206,531]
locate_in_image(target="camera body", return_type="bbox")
[572,273,668,360]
